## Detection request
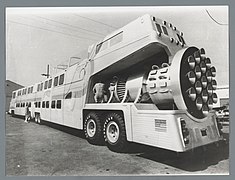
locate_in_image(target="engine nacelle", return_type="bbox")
[146,46,217,119]
[111,46,218,119]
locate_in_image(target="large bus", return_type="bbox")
[9,14,223,152]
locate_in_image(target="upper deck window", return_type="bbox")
[162,26,168,35]
[155,23,162,34]
[96,40,108,54]
[110,32,123,47]
[44,81,48,90]
[40,83,43,91]
[48,79,52,88]
[59,74,64,85]
[37,84,40,92]
[54,76,59,87]
[30,86,33,93]
[27,87,30,94]
[177,33,186,45]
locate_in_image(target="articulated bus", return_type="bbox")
[9,14,223,152]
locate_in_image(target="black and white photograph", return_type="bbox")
[5,6,229,176]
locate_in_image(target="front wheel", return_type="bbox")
[103,112,128,152]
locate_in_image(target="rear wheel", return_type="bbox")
[84,112,103,144]
[104,112,128,152]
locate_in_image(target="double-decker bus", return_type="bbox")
[9,14,223,152]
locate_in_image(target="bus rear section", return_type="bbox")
[82,14,222,152]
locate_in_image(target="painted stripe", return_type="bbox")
[51,94,64,100]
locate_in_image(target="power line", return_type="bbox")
[7,20,99,41]
[73,14,118,29]
[19,15,103,39]
[205,9,228,26]
[33,15,106,36]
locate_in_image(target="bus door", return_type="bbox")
[41,90,51,121]
[50,74,65,125]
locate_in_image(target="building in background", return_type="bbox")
[214,85,229,108]
[5,80,23,112]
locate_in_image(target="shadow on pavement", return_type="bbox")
[127,133,229,172]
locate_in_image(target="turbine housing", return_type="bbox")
[146,46,218,119]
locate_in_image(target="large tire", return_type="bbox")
[103,112,128,152]
[84,112,103,145]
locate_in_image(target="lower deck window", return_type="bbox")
[56,100,61,109]
[51,100,55,109]
[42,101,45,108]
[46,101,49,108]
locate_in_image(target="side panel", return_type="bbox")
[63,61,90,129]
[131,107,184,151]
[131,105,222,152]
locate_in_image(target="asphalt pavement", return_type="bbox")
[6,114,229,176]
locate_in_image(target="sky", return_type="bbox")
[6,6,229,87]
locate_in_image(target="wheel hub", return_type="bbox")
[106,122,119,144]
[87,119,96,138]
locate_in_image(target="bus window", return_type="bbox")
[40,83,43,91]
[96,40,108,54]
[110,32,123,47]
[155,23,162,34]
[56,100,62,109]
[35,102,37,108]
[65,92,72,99]
[42,101,45,108]
[28,102,31,107]
[46,101,49,108]
[28,87,30,94]
[38,101,41,108]
[48,79,52,88]
[31,86,33,93]
[51,100,56,109]
[59,74,64,85]
[23,103,25,107]
[162,26,168,35]
[54,77,58,87]
[37,84,40,92]
[44,81,48,90]
[12,92,16,99]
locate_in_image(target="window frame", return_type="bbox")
[44,81,48,90]
[46,101,49,108]
[48,79,52,88]
[54,76,59,87]
[51,100,56,109]
[56,100,62,109]
[59,74,64,85]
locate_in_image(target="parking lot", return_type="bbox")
[6,114,229,176]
